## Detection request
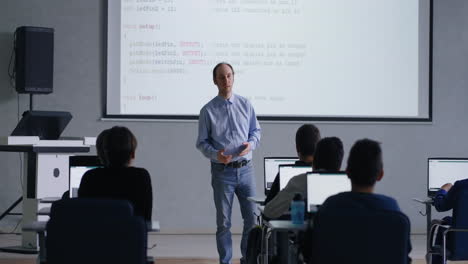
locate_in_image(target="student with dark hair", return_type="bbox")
[305,139,411,263]
[265,124,321,204]
[264,136,343,219]
[78,126,153,221]
[346,139,384,187]
[312,137,344,172]
[295,124,322,160]
[320,138,396,212]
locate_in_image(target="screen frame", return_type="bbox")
[103,0,433,122]
[278,164,312,190]
[263,156,299,194]
[306,171,349,212]
[69,155,103,198]
[427,157,468,196]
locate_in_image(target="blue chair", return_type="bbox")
[428,191,468,263]
[45,198,149,264]
[307,208,411,264]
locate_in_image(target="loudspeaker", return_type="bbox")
[15,26,54,94]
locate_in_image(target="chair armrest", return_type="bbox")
[445,228,468,234]
[432,223,451,229]
[429,223,452,248]
[22,221,47,232]
[430,223,468,239]
[430,222,451,236]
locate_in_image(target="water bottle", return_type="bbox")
[291,193,305,225]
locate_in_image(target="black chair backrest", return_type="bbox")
[46,198,147,264]
[450,190,468,260]
[309,208,410,264]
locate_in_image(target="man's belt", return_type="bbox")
[225,160,250,168]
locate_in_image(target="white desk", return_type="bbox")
[39,197,61,203]
[0,141,92,252]
[37,207,51,216]
[266,220,308,231]
[248,196,266,205]
[24,220,161,233]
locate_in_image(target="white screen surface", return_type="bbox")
[428,159,468,191]
[69,166,98,198]
[307,172,350,212]
[279,165,312,190]
[264,157,299,191]
[107,0,431,120]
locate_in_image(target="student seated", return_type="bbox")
[263,137,344,219]
[303,139,411,263]
[265,124,321,204]
[78,126,153,221]
[429,178,468,264]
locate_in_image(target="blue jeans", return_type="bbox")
[211,162,256,264]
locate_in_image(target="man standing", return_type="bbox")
[196,62,261,264]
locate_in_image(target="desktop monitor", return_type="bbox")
[307,171,350,212]
[11,110,72,140]
[69,155,102,198]
[428,158,468,196]
[278,164,312,191]
[263,157,299,195]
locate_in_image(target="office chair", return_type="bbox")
[428,191,468,263]
[45,198,149,264]
[307,207,411,264]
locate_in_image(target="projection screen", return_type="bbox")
[106,0,432,121]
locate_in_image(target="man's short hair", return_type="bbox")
[96,126,137,167]
[212,62,234,80]
[313,137,344,171]
[295,124,321,157]
[346,139,383,187]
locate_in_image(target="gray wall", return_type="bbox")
[1,0,467,234]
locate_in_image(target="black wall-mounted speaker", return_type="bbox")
[15,26,54,94]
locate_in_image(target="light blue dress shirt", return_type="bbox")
[196,94,261,163]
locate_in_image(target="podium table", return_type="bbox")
[0,143,91,252]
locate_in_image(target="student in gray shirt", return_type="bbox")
[264,137,344,219]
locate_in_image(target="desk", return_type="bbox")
[413,197,434,252]
[0,143,91,252]
[262,220,308,264]
[258,205,265,214]
[39,197,61,203]
[37,207,51,216]
[248,196,266,205]
[266,220,308,231]
[24,220,161,233]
